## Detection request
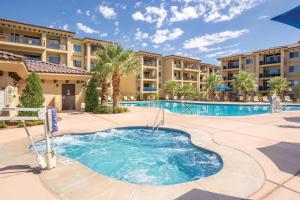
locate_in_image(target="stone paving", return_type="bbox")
[0,107,299,200]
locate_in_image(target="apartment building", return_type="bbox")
[0,18,112,71]
[219,42,300,98]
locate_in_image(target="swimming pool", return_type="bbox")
[121,101,300,116]
[35,127,223,185]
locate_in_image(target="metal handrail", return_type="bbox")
[181,102,193,114]
[152,106,165,132]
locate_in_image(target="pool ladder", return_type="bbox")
[181,101,193,115]
[152,106,165,133]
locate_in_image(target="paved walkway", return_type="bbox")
[0,107,299,200]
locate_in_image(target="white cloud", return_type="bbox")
[258,15,269,20]
[135,28,149,41]
[114,21,119,26]
[163,44,175,51]
[62,24,69,31]
[77,9,83,14]
[76,23,99,34]
[99,33,108,38]
[151,28,184,44]
[98,5,117,19]
[86,10,91,17]
[170,6,199,22]
[183,29,248,51]
[206,49,240,58]
[132,5,167,28]
[135,2,142,8]
[142,42,148,47]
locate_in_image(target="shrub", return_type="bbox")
[85,77,99,112]
[93,106,129,114]
[0,121,6,129]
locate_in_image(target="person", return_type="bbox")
[275,94,282,112]
[270,92,276,113]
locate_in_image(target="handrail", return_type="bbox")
[181,102,193,114]
[152,106,165,132]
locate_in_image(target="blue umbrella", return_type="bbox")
[143,87,159,92]
[271,5,300,29]
[213,86,232,91]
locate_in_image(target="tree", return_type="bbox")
[85,77,99,112]
[97,44,141,108]
[20,72,44,108]
[205,74,223,100]
[164,80,180,97]
[179,84,198,100]
[268,77,290,96]
[233,71,256,102]
[92,50,112,107]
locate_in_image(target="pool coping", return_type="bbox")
[0,124,265,200]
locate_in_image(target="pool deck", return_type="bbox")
[0,106,300,200]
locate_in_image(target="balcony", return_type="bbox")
[174,77,181,80]
[259,73,281,79]
[143,61,157,67]
[183,64,200,70]
[223,76,234,81]
[143,74,157,79]
[260,56,281,65]
[47,44,67,51]
[259,86,269,91]
[183,77,197,81]
[0,34,42,46]
[174,64,182,69]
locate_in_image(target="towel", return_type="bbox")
[51,108,58,133]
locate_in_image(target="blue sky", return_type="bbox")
[1,0,300,64]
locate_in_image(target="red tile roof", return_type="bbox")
[0,50,91,76]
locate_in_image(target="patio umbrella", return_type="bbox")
[271,5,300,29]
[213,86,232,101]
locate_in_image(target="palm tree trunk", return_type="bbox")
[112,70,121,108]
[244,91,247,102]
[101,80,108,106]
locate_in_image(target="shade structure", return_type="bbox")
[143,87,159,92]
[271,5,300,29]
[213,86,232,91]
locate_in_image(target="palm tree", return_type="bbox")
[179,84,198,100]
[205,74,223,100]
[233,71,256,102]
[92,50,112,107]
[268,77,290,97]
[164,80,180,97]
[97,44,141,108]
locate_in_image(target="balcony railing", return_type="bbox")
[143,61,157,67]
[143,74,157,79]
[183,64,200,70]
[47,44,67,51]
[259,86,269,91]
[174,77,181,80]
[0,34,42,46]
[260,56,281,65]
[259,73,281,78]
[183,77,197,81]
[174,64,182,69]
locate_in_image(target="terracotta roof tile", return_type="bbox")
[0,50,24,61]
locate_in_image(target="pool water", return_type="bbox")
[121,101,300,116]
[35,127,223,185]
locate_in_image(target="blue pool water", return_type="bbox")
[121,101,300,116]
[35,127,223,185]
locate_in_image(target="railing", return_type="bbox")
[183,77,197,81]
[47,44,67,51]
[259,73,281,78]
[152,106,165,133]
[0,34,42,46]
[174,64,182,69]
[183,64,200,70]
[181,102,193,114]
[260,56,281,65]
[143,61,157,67]
[143,74,157,79]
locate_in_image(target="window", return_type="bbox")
[48,56,60,64]
[10,33,20,43]
[159,72,161,77]
[73,44,81,52]
[25,55,41,61]
[289,66,300,73]
[48,39,60,49]
[289,80,299,87]
[73,60,82,67]
[289,51,299,58]
[246,58,253,64]
[23,36,41,46]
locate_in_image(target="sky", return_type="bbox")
[1,0,300,64]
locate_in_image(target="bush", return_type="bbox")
[0,121,6,129]
[85,77,99,112]
[93,106,129,114]
[20,72,45,116]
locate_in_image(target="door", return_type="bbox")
[0,89,4,109]
[62,84,75,111]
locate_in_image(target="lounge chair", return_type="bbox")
[180,96,185,100]
[165,95,169,100]
[130,96,136,101]
[123,96,128,101]
[239,96,244,101]
[247,96,252,102]
[284,96,292,102]
[81,103,85,111]
[108,96,112,102]
[173,96,178,100]
[253,96,259,102]
[262,96,269,102]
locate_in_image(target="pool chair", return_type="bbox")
[81,103,85,111]
[108,96,112,102]
[123,96,128,101]
[165,95,169,100]
[247,96,252,102]
[130,96,136,101]
[253,96,259,102]
[173,96,178,100]
[284,96,292,102]
[262,96,269,102]
[180,96,185,100]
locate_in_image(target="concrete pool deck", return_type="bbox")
[0,107,300,199]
